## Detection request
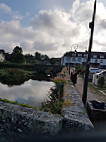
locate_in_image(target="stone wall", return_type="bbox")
[0,101,62,136]
[62,77,94,131]
[0,72,94,137]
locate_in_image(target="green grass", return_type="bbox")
[80,75,106,94]
[88,82,106,96]
[0,98,41,110]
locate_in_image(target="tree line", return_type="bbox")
[3,46,61,65]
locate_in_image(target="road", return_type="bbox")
[75,75,106,103]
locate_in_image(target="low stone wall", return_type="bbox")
[0,101,62,136]
[87,101,106,122]
[62,77,94,130]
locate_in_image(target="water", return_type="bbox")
[0,79,55,107]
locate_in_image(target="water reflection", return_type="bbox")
[0,79,55,107]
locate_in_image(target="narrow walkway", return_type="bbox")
[75,75,106,103]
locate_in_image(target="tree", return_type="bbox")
[44,55,49,61]
[25,54,37,64]
[13,46,23,54]
[11,46,25,63]
[49,58,61,65]
[35,52,41,60]
[5,52,11,62]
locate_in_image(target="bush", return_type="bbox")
[51,76,66,83]
[76,68,82,74]
[98,76,105,88]
[75,65,85,75]
[41,85,63,114]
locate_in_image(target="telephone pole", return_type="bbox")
[82,0,96,105]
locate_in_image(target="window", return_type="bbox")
[84,54,87,57]
[93,55,97,58]
[72,57,75,61]
[66,57,70,61]
[78,54,82,57]
[101,60,103,63]
[100,55,104,59]
[72,54,76,57]
[78,57,82,62]
[84,58,87,62]
[95,59,97,63]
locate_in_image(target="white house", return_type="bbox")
[61,50,106,69]
[0,50,5,62]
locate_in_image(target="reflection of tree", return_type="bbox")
[0,78,28,87]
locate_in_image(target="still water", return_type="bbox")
[0,79,55,107]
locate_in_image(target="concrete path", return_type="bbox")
[75,75,106,103]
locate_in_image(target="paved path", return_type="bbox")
[75,75,106,103]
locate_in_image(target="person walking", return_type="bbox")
[70,68,77,85]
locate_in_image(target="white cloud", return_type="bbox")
[0,0,106,57]
[0,3,23,20]
[0,20,35,53]
[71,0,93,23]
[26,12,30,16]
[0,3,11,13]
[30,9,82,54]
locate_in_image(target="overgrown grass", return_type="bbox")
[88,82,106,97]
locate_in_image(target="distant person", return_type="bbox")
[70,68,77,85]
[69,66,70,75]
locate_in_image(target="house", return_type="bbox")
[0,50,5,62]
[61,50,106,69]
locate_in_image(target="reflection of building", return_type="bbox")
[0,50,5,62]
[61,50,106,69]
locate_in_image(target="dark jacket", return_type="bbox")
[71,72,77,84]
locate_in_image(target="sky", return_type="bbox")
[0,0,106,57]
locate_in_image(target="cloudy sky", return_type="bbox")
[0,0,106,57]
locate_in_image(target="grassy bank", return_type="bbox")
[0,98,40,110]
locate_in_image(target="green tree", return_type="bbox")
[49,58,61,65]
[35,52,41,60]
[11,46,25,63]
[25,54,37,64]
[13,46,23,54]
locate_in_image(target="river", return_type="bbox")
[0,79,55,107]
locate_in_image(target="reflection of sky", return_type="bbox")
[0,79,55,107]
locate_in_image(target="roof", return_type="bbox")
[64,51,106,58]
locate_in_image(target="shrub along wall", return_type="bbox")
[41,68,66,114]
